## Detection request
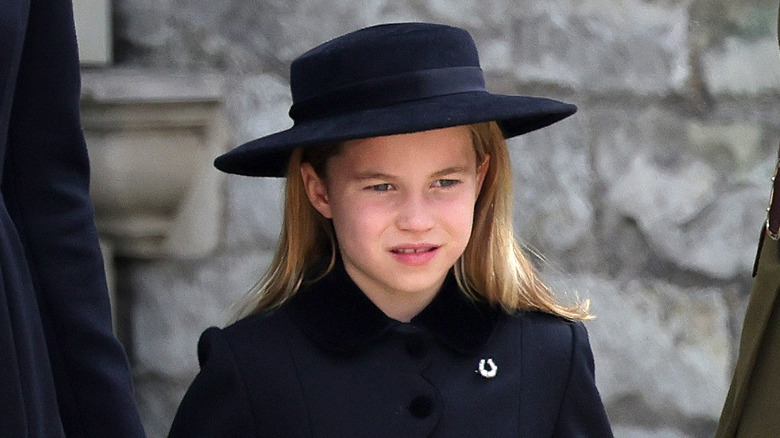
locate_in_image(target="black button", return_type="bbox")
[405,334,427,359]
[408,396,434,418]
[392,323,419,336]
[391,323,428,359]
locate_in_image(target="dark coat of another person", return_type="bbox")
[715,158,780,436]
[169,260,613,437]
[0,0,145,436]
[714,7,780,436]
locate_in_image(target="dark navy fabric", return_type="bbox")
[170,261,613,437]
[0,0,145,436]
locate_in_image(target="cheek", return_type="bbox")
[328,196,389,246]
[438,193,478,238]
[453,207,477,240]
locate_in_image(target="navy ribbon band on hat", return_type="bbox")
[289,66,487,123]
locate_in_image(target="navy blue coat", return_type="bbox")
[0,0,145,436]
[170,261,613,437]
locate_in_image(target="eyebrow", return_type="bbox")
[351,172,395,181]
[432,166,471,178]
[351,166,471,181]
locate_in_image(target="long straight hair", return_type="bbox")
[235,122,590,320]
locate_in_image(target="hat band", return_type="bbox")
[289,66,486,123]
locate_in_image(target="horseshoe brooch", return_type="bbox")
[476,358,498,379]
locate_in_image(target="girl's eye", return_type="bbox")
[433,179,459,188]
[367,183,393,192]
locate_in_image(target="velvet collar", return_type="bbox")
[285,259,503,356]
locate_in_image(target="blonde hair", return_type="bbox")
[236,122,591,320]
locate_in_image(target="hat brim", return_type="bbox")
[215,91,576,177]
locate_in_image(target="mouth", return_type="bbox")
[389,245,440,266]
[391,246,438,254]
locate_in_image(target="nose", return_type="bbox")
[395,192,436,232]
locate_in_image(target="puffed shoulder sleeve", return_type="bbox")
[168,327,256,437]
[553,321,614,437]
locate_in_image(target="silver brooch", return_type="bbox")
[476,358,498,379]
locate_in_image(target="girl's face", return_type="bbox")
[300,126,489,321]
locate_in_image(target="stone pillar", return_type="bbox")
[80,69,228,335]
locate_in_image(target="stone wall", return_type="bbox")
[101,1,780,437]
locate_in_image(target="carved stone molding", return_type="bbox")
[80,70,228,259]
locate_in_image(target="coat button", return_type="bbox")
[408,396,434,418]
[405,333,427,359]
[391,323,428,359]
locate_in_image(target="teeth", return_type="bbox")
[395,247,431,254]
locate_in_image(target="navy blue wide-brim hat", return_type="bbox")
[215,22,576,177]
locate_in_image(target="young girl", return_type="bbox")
[169,22,613,437]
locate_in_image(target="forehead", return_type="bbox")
[333,126,475,172]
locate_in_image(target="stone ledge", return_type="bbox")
[81,70,229,259]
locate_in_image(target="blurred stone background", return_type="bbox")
[76,0,780,437]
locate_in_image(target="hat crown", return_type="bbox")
[289,23,484,121]
[215,22,577,177]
